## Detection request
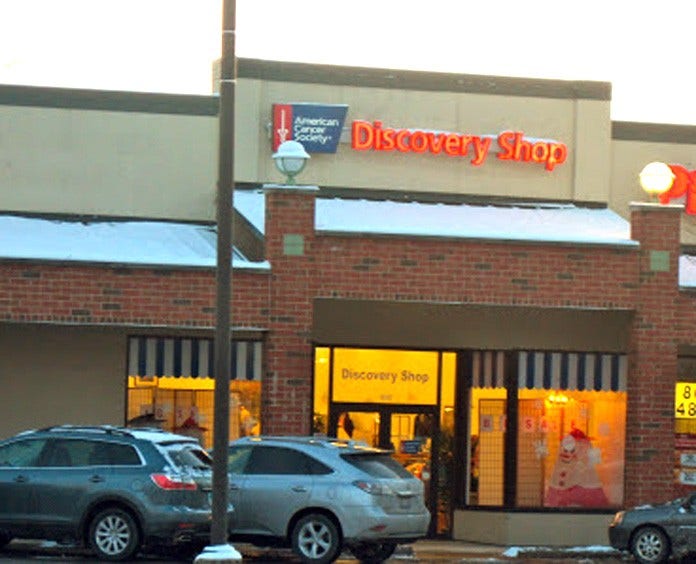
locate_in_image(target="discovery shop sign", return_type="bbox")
[352,120,568,171]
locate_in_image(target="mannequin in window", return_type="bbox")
[338,412,354,438]
[414,413,434,439]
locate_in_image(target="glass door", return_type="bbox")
[328,405,448,536]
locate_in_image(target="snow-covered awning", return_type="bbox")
[234,189,636,247]
[0,215,270,270]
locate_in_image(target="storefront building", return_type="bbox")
[3,59,696,545]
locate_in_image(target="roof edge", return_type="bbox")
[238,58,611,101]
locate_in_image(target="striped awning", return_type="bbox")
[128,337,262,381]
[519,351,626,392]
[471,350,627,392]
[471,351,506,388]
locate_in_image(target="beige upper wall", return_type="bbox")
[241,79,611,203]
[0,103,218,221]
[0,60,612,222]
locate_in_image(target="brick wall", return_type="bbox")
[0,263,269,328]
[3,187,695,506]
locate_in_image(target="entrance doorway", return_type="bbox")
[328,404,448,537]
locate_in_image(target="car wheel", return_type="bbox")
[350,541,398,563]
[631,526,670,564]
[88,507,140,562]
[291,513,341,564]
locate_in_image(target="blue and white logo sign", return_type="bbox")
[272,103,348,153]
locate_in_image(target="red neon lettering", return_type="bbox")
[444,134,460,156]
[372,121,384,150]
[531,142,549,163]
[426,133,446,153]
[351,121,565,171]
[381,128,396,151]
[393,130,408,152]
[661,164,696,215]
[352,121,373,150]
[410,131,428,153]
[471,137,492,166]
[497,131,567,171]
[512,133,531,161]
[546,144,567,171]
[497,131,515,160]
[459,136,473,157]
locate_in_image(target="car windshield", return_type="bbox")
[341,453,414,479]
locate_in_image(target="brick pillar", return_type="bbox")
[262,184,319,435]
[626,202,682,505]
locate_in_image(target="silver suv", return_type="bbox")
[225,436,430,564]
[0,425,221,561]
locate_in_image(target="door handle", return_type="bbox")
[229,483,240,491]
[14,475,28,483]
[89,475,105,483]
[291,485,307,493]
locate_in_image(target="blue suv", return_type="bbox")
[0,425,221,561]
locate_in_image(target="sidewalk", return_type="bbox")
[405,539,622,561]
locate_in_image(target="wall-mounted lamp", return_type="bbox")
[639,161,675,200]
[272,140,310,185]
[546,393,569,405]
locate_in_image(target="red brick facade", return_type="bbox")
[2,189,695,506]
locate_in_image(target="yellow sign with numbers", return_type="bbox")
[675,383,696,419]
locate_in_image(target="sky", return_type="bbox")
[1,0,695,125]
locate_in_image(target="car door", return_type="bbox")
[29,438,133,534]
[234,446,315,536]
[227,445,253,532]
[672,493,696,552]
[0,437,48,533]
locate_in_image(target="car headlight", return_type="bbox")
[610,511,625,526]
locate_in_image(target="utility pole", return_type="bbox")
[211,0,236,551]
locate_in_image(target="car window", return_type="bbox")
[228,445,253,475]
[87,441,142,466]
[162,443,212,470]
[246,446,332,475]
[0,438,47,467]
[341,453,414,479]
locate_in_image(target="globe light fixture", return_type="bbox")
[272,140,310,185]
[639,161,675,199]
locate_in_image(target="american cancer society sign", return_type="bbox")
[272,103,348,153]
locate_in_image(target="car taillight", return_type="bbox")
[151,473,197,491]
[353,480,392,495]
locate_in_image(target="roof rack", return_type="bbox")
[36,425,136,437]
[241,435,374,450]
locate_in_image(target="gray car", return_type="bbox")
[0,425,222,561]
[224,436,431,564]
[609,493,696,563]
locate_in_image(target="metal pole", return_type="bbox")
[211,0,236,546]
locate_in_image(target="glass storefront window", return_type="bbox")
[313,347,330,435]
[468,351,626,509]
[126,337,262,450]
[127,376,261,450]
[469,387,507,506]
[517,389,625,508]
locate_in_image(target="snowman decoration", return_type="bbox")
[545,427,608,507]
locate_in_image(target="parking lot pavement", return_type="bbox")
[1,539,628,562]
